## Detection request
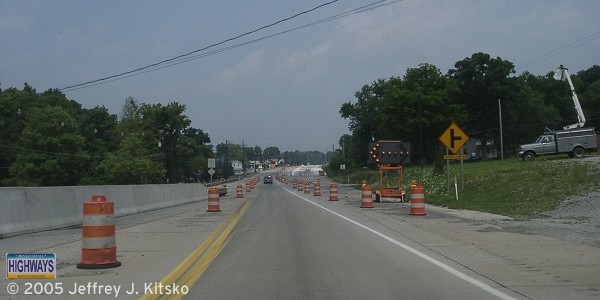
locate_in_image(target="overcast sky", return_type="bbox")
[1,0,599,152]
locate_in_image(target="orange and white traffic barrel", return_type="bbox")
[77,195,121,269]
[329,182,338,201]
[236,184,244,198]
[293,179,298,190]
[304,181,311,194]
[313,181,321,196]
[409,185,426,215]
[297,180,303,192]
[360,184,374,208]
[207,187,222,212]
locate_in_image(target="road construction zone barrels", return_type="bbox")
[313,181,321,196]
[304,181,311,194]
[360,185,374,208]
[409,185,426,216]
[236,184,243,198]
[293,179,298,190]
[245,180,251,192]
[207,187,222,212]
[329,182,338,201]
[77,195,121,269]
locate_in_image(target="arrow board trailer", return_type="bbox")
[368,141,410,202]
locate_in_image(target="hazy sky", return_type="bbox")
[1,0,599,152]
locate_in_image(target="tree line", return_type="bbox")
[3,52,598,185]
[330,52,600,170]
[0,86,323,186]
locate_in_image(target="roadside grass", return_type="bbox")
[330,155,600,218]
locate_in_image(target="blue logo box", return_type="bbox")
[6,253,56,279]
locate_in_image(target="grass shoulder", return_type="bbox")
[327,155,600,218]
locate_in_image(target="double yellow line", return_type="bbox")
[141,196,252,300]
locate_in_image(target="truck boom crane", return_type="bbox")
[554,65,586,130]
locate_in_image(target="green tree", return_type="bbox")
[448,52,516,147]
[0,85,37,183]
[95,131,162,184]
[177,127,212,182]
[263,146,280,159]
[78,106,119,184]
[7,106,88,186]
[141,102,191,183]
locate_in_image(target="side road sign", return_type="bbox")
[439,122,469,154]
[444,154,467,160]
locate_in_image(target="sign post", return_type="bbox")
[208,158,216,185]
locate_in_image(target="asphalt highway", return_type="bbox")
[187,179,518,299]
[1,170,598,299]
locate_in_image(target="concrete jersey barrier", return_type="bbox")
[0,184,208,239]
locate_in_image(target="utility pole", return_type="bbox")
[242,140,246,177]
[418,96,424,166]
[499,99,504,160]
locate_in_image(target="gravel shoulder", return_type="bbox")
[492,189,600,248]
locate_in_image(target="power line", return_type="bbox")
[59,0,401,92]
[515,31,600,71]
[58,0,340,92]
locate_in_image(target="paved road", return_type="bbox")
[1,171,598,299]
[188,179,519,299]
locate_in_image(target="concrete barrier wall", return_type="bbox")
[0,184,208,239]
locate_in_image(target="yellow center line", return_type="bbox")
[140,193,253,300]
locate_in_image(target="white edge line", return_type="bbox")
[284,187,518,300]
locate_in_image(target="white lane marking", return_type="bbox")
[285,188,518,300]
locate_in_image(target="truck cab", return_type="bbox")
[519,134,556,160]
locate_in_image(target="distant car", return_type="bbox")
[263,175,273,184]
[218,185,228,196]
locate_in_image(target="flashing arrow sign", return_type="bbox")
[439,122,469,154]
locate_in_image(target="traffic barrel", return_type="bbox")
[77,195,121,269]
[207,187,221,212]
[246,180,251,192]
[293,179,298,190]
[304,180,311,194]
[329,182,338,201]
[313,181,321,196]
[360,185,374,208]
[297,180,303,191]
[409,185,426,215]
[236,184,243,198]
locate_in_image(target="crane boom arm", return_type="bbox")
[556,65,586,130]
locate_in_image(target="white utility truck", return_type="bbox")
[519,65,598,160]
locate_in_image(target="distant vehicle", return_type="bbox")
[519,127,597,160]
[263,175,273,184]
[218,185,228,196]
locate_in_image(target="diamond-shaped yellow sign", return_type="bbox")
[439,122,469,154]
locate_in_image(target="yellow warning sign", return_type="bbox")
[439,122,469,154]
